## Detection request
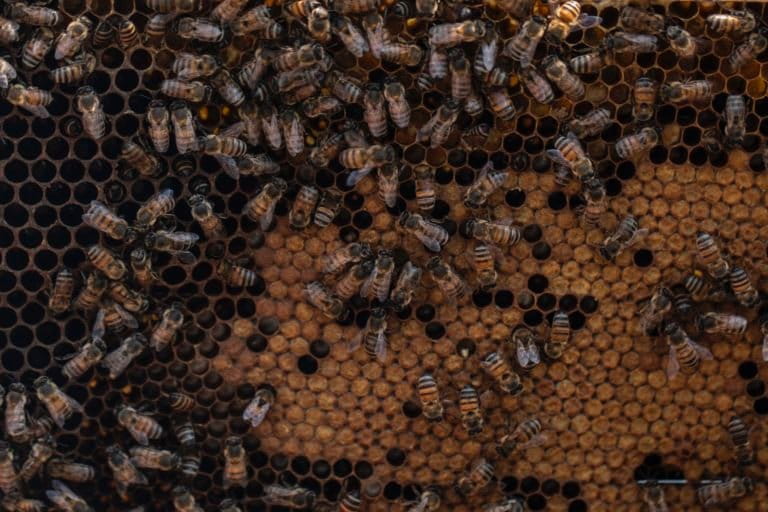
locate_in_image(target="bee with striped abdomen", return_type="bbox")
[512,325,540,370]
[580,177,606,228]
[55,17,91,61]
[161,78,209,103]
[448,47,472,101]
[211,69,245,107]
[173,486,203,512]
[149,304,184,352]
[504,16,545,68]
[146,100,170,153]
[483,498,525,512]
[349,308,388,362]
[107,281,149,313]
[695,232,729,280]
[9,3,60,26]
[597,215,648,262]
[164,392,195,411]
[101,301,139,333]
[102,333,146,379]
[172,53,218,81]
[361,250,396,303]
[302,96,343,118]
[398,211,449,252]
[406,488,441,512]
[633,77,657,122]
[305,282,347,320]
[287,183,319,230]
[616,127,658,160]
[263,485,316,509]
[474,22,498,78]
[173,417,197,448]
[428,20,485,48]
[659,80,712,105]
[389,261,422,311]
[199,134,247,157]
[729,265,758,307]
[314,190,342,228]
[135,188,175,229]
[724,94,746,149]
[464,163,508,209]
[474,243,498,291]
[222,437,247,489]
[642,481,668,512]
[144,13,178,42]
[638,286,672,336]
[145,230,198,261]
[87,245,127,280]
[426,256,465,302]
[412,165,437,213]
[363,84,387,139]
[603,31,658,54]
[697,477,753,506]
[547,133,594,181]
[380,41,423,67]
[73,85,104,139]
[49,269,74,314]
[458,385,483,435]
[543,55,584,100]
[0,443,18,494]
[619,6,663,34]
[46,480,94,512]
[116,405,163,446]
[280,109,304,157]
[496,417,542,458]
[420,99,462,148]
[2,491,46,512]
[108,445,147,499]
[242,178,287,231]
[706,10,755,35]
[6,84,52,118]
[170,101,199,153]
[210,0,248,21]
[18,436,54,482]
[342,145,396,185]
[417,373,444,421]
[121,141,159,176]
[243,387,276,428]
[728,31,768,71]
[217,260,259,288]
[334,260,374,300]
[547,0,601,42]
[21,28,54,70]
[481,351,523,395]
[46,459,95,483]
[5,384,30,443]
[487,87,517,121]
[455,458,493,496]
[230,4,274,35]
[130,447,180,472]
[51,51,97,84]
[383,79,410,129]
[696,312,748,336]
[727,416,754,467]
[664,321,712,378]
[377,163,400,209]
[466,218,521,247]
[330,13,368,57]
[188,194,224,239]
[568,48,610,74]
[545,310,571,359]
[667,25,710,63]
[145,0,197,12]
[130,248,157,288]
[82,200,131,240]
[521,66,554,104]
[117,19,139,48]
[61,336,106,380]
[219,499,242,512]
[34,377,82,428]
[567,108,611,141]
[323,242,372,274]
[176,16,223,42]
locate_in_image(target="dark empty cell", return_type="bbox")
[415,304,435,322]
[569,311,586,330]
[399,180,416,200]
[19,228,42,248]
[101,47,124,69]
[312,460,331,479]
[517,115,536,136]
[750,154,766,173]
[19,183,43,205]
[3,203,29,227]
[333,459,352,478]
[0,182,12,204]
[237,298,255,318]
[162,266,187,285]
[669,146,688,165]
[579,296,598,314]
[402,400,422,418]
[0,271,15,292]
[633,249,653,267]
[102,93,125,116]
[2,349,23,371]
[60,205,84,227]
[709,150,728,168]
[340,226,359,243]
[0,227,11,247]
[10,325,32,347]
[115,69,140,92]
[5,160,28,182]
[27,346,50,369]
[568,500,587,512]
[7,248,28,270]
[503,189,526,208]
[0,139,11,159]
[309,339,330,358]
[403,145,425,165]
[747,379,765,397]
[455,168,475,186]
[616,162,635,180]
[73,182,98,205]
[35,322,59,346]
[259,316,280,335]
[4,116,28,138]
[542,479,560,496]
[353,211,373,229]
[521,477,540,494]
[425,322,445,340]
[297,355,318,375]
[432,199,450,219]
[656,104,676,125]
[383,482,402,501]
[334,208,351,227]
[191,262,213,281]
[472,290,492,308]
[523,224,542,243]
[524,137,544,155]
[494,290,514,309]
[601,65,620,85]
[385,448,406,467]
[532,242,551,261]
[601,123,621,143]
[676,106,696,126]
[537,293,556,311]
[517,291,534,310]
[548,191,566,210]
[683,127,701,146]
[61,248,86,268]
[524,309,543,326]
[46,182,71,205]
[528,494,547,511]
[527,274,548,293]
[605,178,622,196]
[435,168,454,184]
[344,192,364,210]
[562,481,581,499]
[19,138,42,160]
[739,361,758,380]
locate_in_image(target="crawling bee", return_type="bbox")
[335,261,372,300]
[263,485,316,509]
[6,83,52,118]
[164,392,195,411]
[666,25,710,62]
[173,486,203,512]
[129,447,180,472]
[567,108,611,141]
[464,163,508,209]
[696,312,748,336]
[1,491,45,512]
[697,476,754,506]
[49,268,74,314]
[342,145,396,185]
[117,19,139,48]
[727,415,754,467]
[288,186,319,231]
[466,218,521,247]
[45,480,93,512]
[108,282,149,313]
[314,190,342,228]
[280,109,304,157]
[82,200,131,240]
[46,459,95,483]
[222,437,247,489]
[380,41,424,67]
[5,384,30,443]
[0,443,18,494]
[108,445,148,499]
[21,28,54,70]
[729,31,768,71]
[417,373,445,421]
[604,31,658,54]
[102,333,146,379]
[145,230,199,262]
[243,178,287,230]
[130,248,158,288]
[642,481,668,512]
[427,256,466,301]
[230,5,275,35]
[481,352,523,395]
[512,325,540,370]
[302,96,343,118]
[545,310,571,359]
[619,6,664,34]
[161,79,208,103]
[458,384,484,435]
[547,133,594,180]
[383,80,411,129]
[332,0,378,15]
[0,16,19,44]
[34,377,82,428]
[361,11,388,58]
[542,55,584,100]
[323,242,372,274]
[638,286,672,336]
[51,52,96,84]
[349,308,388,362]
[473,243,498,291]
[101,301,139,333]
[399,211,449,252]
[455,458,494,496]
[121,141,159,176]
[707,10,756,35]
[428,20,485,48]
[504,16,545,68]
[217,260,259,288]
[149,304,184,352]
[483,498,525,512]
[17,436,53,482]
[199,134,247,157]
[173,417,197,448]
[729,265,759,307]
[695,232,729,280]
[172,53,218,80]
[615,127,658,160]
[568,48,611,74]
[361,250,396,303]
[144,13,178,41]
[363,84,387,139]
[597,215,648,262]
[72,86,105,141]
[273,43,325,71]
[71,272,106,311]
[305,281,347,320]
[724,94,746,149]
[188,195,224,238]
[632,77,657,122]
[547,0,601,42]
[487,87,517,121]
[406,488,441,512]
[417,98,461,148]
[242,387,276,428]
[389,261,421,311]
[61,335,107,380]
[177,16,223,41]
[55,17,91,60]
[146,100,170,153]
[377,163,400,209]
[330,13,368,57]
[87,245,127,280]
[116,405,163,446]
[448,47,472,101]
[496,418,542,458]
[170,101,199,153]
[521,66,554,104]
[660,80,712,105]
[664,321,712,378]
[211,69,245,107]
[473,22,499,78]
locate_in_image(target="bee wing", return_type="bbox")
[259,200,277,231]
[374,331,387,362]
[666,344,680,379]
[689,340,713,361]
[573,13,602,31]
[130,426,150,446]
[114,304,139,330]
[220,121,245,138]
[92,308,106,341]
[345,167,374,186]
[545,149,572,169]
[214,154,239,180]
[694,36,712,53]
[22,104,51,119]
[360,266,378,299]
[516,340,529,367]
[414,230,443,252]
[480,39,498,74]
[626,228,649,248]
[762,334,768,362]
[519,433,545,449]
[176,251,196,264]
[347,329,365,353]
[518,42,537,69]
[527,341,540,365]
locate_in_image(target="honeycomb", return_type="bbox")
[2,0,768,510]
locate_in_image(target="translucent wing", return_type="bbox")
[374,331,387,362]
[92,309,106,341]
[214,154,239,180]
[519,433,544,449]
[22,105,50,118]
[762,334,768,362]
[666,345,680,379]
[176,251,196,264]
[479,38,498,74]
[114,304,139,330]
[414,230,443,252]
[527,341,540,365]
[518,42,538,69]
[242,400,270,428]
[375,276,391,302]
[545,149,572,169]
[573,13,602,31]
[516,339,530,367]
[220,121,245,138]
[347,329,365,353]
[130,426,149,446]
[690,340,713,360]
[345,167,374,186]
[259,200,277,231]
[360,266,378,299]
[626,228,649,248]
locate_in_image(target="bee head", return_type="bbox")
[33,376,52,392]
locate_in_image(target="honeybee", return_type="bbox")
[101,301,139,333]
[161,79,208,103]
[697,312,748,336]
[144,100,170,153]
[695,232,729,280]
[177,17,223,41]
[547,133,594,181]
[173,486,203,512]
[209,0,248,21]
[729,265,759,308]
[407,165,436,213]
[659,80,712,105]
[542,55,584,100]
[45,480,93,512]
[417,373,444,421]
[361,11,388,58]
[406,488,441,512]
[447,48,472,101]
[358,251,393,303]
[666,25,710,61]
[314,190,343,228]
[129,447,180,472]
[173,417,197,448]
[302,96,343,119]
[472,22,498,77]
[20,28,53,70]
[87,245,127,280]
[545,310,571,359]
[61,336,107,380]
[263,485,316,509]
[55,17,91,61]
[0,16,19,44]
[638,286,672,336]
[82,200,130,240]
[328,71,364,104]
[145,13,178,41]
[363,84,387,139]
[698,476,754,506]
[243,387,276,428]
[147,230,200,262]
[242,178,287,230]
[218,436,248,489]
[46,459,95,483]
[108,281,150,313]
[135,188,175,228]
[0,443,18,494]
[706,10,756,35]
[515,67,552,106]
[547,0,601,42]
[619,6,663,34]
[117,19,139,48]
[329,14,368,57]
[505,16,545,68]
[615,127,658,160]
[496,418,542,458]
[145,0,197,12]
[217,260,259,288]
[149,304,184,352]
[417,98,461,148]
[632,77,657,122]
[211,69,245,107]
[399,211,449,252]
[597,215,648,262]
[333,261,372,300]
[187,194,224,238]
[6,83,52,118]
[171,53,218,81]
[428,20,485,48]
[426,45,449,80]
[604,31,658,54]
[379,41,423,67]
[1,491,46,512]
[102,333,146,379]
[230,5,274,35]
[374,163,400,209]
[337,488,362,512]
[34,377,82,428]
[219,499,242,512]
[473,243,498,291]
[459,385,484,435]
[466,218,521,247]
[427,256,466,301]
[199,135,247,157]
[487,87,517,121]
[512,325,540,370]
[724,94,746,149]
[481,351,523,395]
[164,392,195,411]
[305,4,331,42]
[121,141,159,176]
[729,31,768,71]
[323,242,373,274]
[5,384,30,443]
[279,109,304,157]
[285,185,319,230]
[386,262,421,311]
[309,131,344,168]
[567,108,611,141]
[116,406,163,446]
[49,268,74,314]
[17,436,51,482]
[568,48,611,74]
[664,321,712,378]
[342,145,396,185]
[129,248,157,288]
[455,458,493,496]
[483,498,525,512]
[259,103,283,151]
[349,308,388,362]
[305,281,347,320]
[727,415,754,467]
[382,80,411,129]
